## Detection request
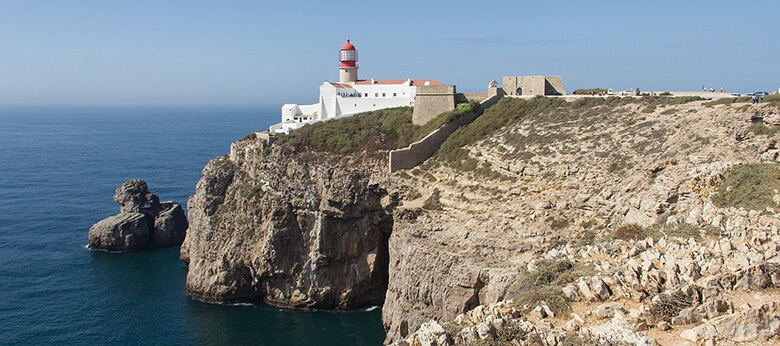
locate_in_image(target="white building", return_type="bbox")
[270,39,443,134]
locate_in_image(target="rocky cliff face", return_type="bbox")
[383,99,780,344]
[180,134,395,307]
[182,100,780,345]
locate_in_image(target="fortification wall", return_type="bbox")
[389,93,503,173]
[461,92,488,102]
[504,76,565,96]
[544,76,566,95]
[412,85,456,126]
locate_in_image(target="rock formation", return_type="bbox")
[180,135,394,306]
[89,179,188,251]
[182,99,780,344]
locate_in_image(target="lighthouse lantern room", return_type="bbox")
[339,39,358,83]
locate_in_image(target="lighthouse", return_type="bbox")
[272,38,448,134]
[339,39,358,84]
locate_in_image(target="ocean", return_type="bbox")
[0,106,384,345]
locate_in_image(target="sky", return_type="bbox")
[1,0,778,106]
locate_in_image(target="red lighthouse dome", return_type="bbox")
[339,39,357,67]
[341,39,355,51]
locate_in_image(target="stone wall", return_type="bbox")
[544,76,566,95]
[503,76,566,96]
[389,93,504,173]
[412,85,456,126]
[461,92,488,102]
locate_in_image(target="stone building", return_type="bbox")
[502,76,566,96]
[412,85,456,125]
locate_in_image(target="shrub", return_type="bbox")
[276,107,416,154]
[650,290,696,323]
[765,94,780,103]
[436,97,564,164]
[711,163,780,210]
[703,96,752,106]
[749,122,779,136]
[506,260,593,316]
[239,131,257,141]
[573,88,609,95]
[613,224,647,240]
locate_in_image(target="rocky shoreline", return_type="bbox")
[180,99,780,344]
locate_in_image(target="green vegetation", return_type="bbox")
[435,96,704,171]
[276,107,417,154]
[765,94,780,103]
[411,100,480,142]
[613,224,658,241]
[506,259,594,316]
[436,97,565,168]
[573,88,609,95]
[642,95,704,105]
[613,222,719,242]
[703,97,751,106]
[711,163,780,210]
[239,132,257,141]
[275,101,483,156]
[749,122,780,136]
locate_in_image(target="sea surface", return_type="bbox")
[0,106,384,345]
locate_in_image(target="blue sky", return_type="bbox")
[1,1,778,106]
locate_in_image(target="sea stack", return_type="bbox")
[89,179,188,252]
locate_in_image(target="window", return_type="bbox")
[382,93,386,97]
[393,93,397,97]
[375,93,378,97]
[364,93,367,97]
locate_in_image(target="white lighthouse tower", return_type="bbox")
[338,39,358,84]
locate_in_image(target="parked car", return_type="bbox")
[754,91,769,96]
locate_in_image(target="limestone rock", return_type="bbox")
[88,212,150,251]
[152,202,188,246]
[89,179,188,251]
[596,302,625,319]
[182,145,394,308]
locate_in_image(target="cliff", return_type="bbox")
[180,107,421,307]
[384,98,780,344]
[183,98,780,345]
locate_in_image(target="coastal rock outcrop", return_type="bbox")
[89,179,188,251]
[182,100,780,344]
[180,134,395,307]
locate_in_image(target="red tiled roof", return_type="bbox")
[329,83,352,89]
[354,79,444,86]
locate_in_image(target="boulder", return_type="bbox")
[88,212,150,251]
[596,302,625,319]
[89,179,188,251]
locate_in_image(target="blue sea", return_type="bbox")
[0,106,384,345]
